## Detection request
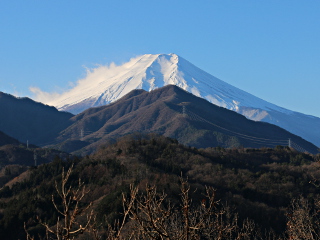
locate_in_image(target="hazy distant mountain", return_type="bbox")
[0,92,73,145]
[50,85,318,155]
[45,54,320,147]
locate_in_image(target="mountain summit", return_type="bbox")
[47,54,320,147]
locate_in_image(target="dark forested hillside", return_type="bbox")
[0,130,70,191]
[0,92,73,145]
[0,134,319,239]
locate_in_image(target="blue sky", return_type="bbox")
[0,1,319,117]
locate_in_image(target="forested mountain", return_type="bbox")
[0,92,73,145]
[50,85,318,155]
[0,86,317,155]
[0,134,319,239]
[0,130,69,189]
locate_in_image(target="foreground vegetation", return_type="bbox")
[0,134,319,239]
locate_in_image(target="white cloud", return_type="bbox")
[29,86,61,104]
[28,63,120,105]
[28,54,143,107]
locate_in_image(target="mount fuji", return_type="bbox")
[46,53,320,147]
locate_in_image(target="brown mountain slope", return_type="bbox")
[50,85,318,155]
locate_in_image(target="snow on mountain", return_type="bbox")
[46,53,320,147]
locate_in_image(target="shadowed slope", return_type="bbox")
[0,92,73,145]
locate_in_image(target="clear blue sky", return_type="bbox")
[1,1,319,117]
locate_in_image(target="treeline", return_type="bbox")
[0,133,319,239]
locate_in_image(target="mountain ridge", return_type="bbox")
[50,85,318,155]
[0,92,74,145]
[0,85,317,155]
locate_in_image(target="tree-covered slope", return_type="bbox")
[0,92,73,145]
[50,85,318,155]
[0,134,319,239]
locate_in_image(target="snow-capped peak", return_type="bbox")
[47,53,286,116]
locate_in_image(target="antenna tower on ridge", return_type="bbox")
[34,151,37,167]
[179,102,190,118]
[80,129,84,140]
[182,106,186,117]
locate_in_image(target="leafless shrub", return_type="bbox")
[25,168,267,240]
[109,177,260,240]
[26,164,94,240]
[286,196,320,240]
